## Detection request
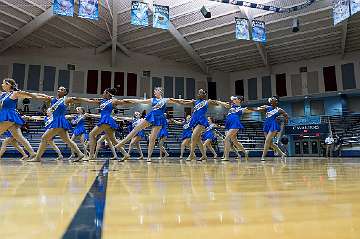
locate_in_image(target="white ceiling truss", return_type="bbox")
[0,0,356,73]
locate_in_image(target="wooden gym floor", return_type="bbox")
[0,158,359,239]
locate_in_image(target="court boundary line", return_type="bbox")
[62,160,110,239]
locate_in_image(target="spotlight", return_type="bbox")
[292,18,299,32]
[200,6,211,18]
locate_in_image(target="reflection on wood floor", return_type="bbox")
[1,158,360,239]
[0,161,103,239]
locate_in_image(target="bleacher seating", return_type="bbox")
[1,113,268,158]
[325,113,360,148]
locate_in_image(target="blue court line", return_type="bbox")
[62,160,110,239]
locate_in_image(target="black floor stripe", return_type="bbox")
[62,160,109,239]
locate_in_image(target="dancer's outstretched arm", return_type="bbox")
[249,105,267,112]
[123,99,151,104]
[213,100,230,108]
[66,96,101,105]
[12,91,39,99]
[30,93,52,102]
[169,98,194,105]
[73,97,101,105]
[112,99,127,106]
[13,91,51,100]
[208,99,222,106]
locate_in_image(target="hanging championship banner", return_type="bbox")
[208,0,316,13]
[78,0,99,20]
[350,0,360,15]
[333,0,350,25]
[235,18,250,40]
[53,0,74,17]
[153,4,170,30]
[131,1,149,27]
[252,20,266,43]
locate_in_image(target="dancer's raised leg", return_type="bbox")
[261,132,277,161]
[187,125,206,161]
[115,120,150,149]
[89,126,105,159]
[30,129,58,162]
[146,126,161,162]
[8,126,35,158]
[58,129,84,162]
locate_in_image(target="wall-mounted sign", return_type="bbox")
[285,124,329,135]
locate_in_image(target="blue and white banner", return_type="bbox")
[153,4,170,30]
[251,20,266,43]
[131,1,149,27]
[333,0,350,25]
[350,0,360,15]
[235,17,250,40]
[53,0,74,17]
[209,0,316,13]
[78,0,99,20]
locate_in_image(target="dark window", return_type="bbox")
[208,82,217,100]
[248,78,257,100]
[87,70,98,94]
[341,63,356,90]
[276,73,287,97]
[101,71,112,93]
[235,80,244,96]
[164,76,174,98]
[186,78,195,99]
[114,72,124,96]
[323,66,337,91]
[262,76,272,98]
[43,66,56,91]
[127,73,137,96]
[175,77,185,98]
[58,70,70,89]
[27,65,41,91]
[12,63,25,89]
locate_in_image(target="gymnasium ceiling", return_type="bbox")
[0,0,358,73]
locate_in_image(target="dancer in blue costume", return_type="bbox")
[175,89,219,161]
[115,87,184,162]
[157,113,169,159]
[253,96,289,161]
[93,114,132,160]
[202,117,219,159]
[127,111,145,160]
[216,96,253,161]
[74,88,128,160]
[0,78,40,160]
[172,115,192,159]
[29,86,85,162]
[0,115,63,160]
[69,107,89,159]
